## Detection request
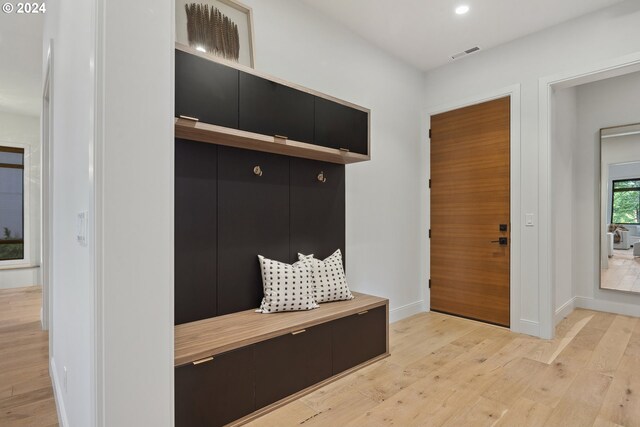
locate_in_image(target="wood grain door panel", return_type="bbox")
[430,97,510,327]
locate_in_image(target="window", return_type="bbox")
[612,178,640,225]
[0,146,24,261]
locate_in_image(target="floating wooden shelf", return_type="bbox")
[174,117,370,165]
[174,291,388,367]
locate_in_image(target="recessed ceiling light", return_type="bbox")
[455,5,470,15]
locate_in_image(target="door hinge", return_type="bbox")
[429,279,431,289]
[429,229,431,238]
[429,179,431,188]
[428,129,432,139]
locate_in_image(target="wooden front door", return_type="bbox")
[430,97,511,327]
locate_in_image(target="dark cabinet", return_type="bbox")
[217,147,290,315]
[239,72,315,144]
[175,346,254,427]
[290,158,345,264]
[254,322,332,409]
[175,49,239,128]
[175,139,217,325]
[315,97,369,154]
[332,306,387,374]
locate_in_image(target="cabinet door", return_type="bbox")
[290,158,345,264]
[175,49,239,128]
[314,97,368,154]
[175,139,217,325]
[217,147,290,315]
[175,346,254,427]
[332,306,387,374]
[254,322,332,409]
[239,72,314,144]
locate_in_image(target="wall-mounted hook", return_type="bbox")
[253,166,263,176]
[317,171,327,183]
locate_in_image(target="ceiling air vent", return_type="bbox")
[451,46,480,61]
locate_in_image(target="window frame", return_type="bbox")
[611,177,640,225]
[0,142,31,266]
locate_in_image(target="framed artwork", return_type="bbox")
[176,0,256,68]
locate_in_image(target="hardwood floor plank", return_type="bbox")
[0,287,57,427]
[494,398,553,427]
[587,315,638,376]
[597,370,640,427]
[543,370,612,427]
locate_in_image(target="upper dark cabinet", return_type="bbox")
[175,49,239,128]
[239,72,315,144]
[315,97,369,155]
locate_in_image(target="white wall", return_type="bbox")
[242,0,425,321]
[98,0,175,425]
[574,70,640,316]
[0,111,40,289]
[423,0,640,336]
[43,0,96,425]
[552,87,578,323]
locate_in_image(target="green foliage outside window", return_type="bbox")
[612,179,640,224]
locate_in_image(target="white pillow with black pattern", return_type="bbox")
[298,250,354,303]
[257,255,318,313]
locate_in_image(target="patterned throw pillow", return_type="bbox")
[257,255,318,313]
[298,250,354,303]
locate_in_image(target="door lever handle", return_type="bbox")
[491,237,508,245]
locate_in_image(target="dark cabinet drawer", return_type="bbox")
[290,158,345,264]
[217,147,290,315]
[332,306,387,374]
[239,72,315,144]
[254,322,332,409]
[175,139,217,325]
[175,49,239,128]
[175,346,254,427]
[314,97,368,155]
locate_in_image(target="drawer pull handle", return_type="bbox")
[339,148,350,152]
[357,310,369,315]
[192,356,214,365]
[253,166,263,176]
[179,115,199,122]
[291,329,306,335]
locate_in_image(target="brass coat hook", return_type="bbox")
[317,171,327,183]
[253,166,263,176]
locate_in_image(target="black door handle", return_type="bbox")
[491,237,508,245]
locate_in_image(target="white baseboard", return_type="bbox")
[555,297,576,326]
[50,357,69,427]
[575,296,640,318]
[0,268,40,289]
[514,319,540,337]
[389,300,425,323]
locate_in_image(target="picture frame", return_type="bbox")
[175,0,256,68]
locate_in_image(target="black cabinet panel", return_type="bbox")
[315,97,368,154]
[332,306,387,374]
[254,322,331,409]
[175,139,217,325]
[175,346,254,427]
[217,147,290,315]
[175,49,239,128]
[239,72,314,144]
[290,158,345,264]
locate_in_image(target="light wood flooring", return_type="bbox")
[602,248,640,292]
[247,308,640,427]
[0,287,58,427]
[2,288,640,426]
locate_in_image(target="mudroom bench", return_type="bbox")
[174,292,389,427]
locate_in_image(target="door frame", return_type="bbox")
[539,52,640,339]
[423,84,523,334]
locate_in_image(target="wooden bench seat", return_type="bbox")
[174,292,389,427]
[175,291,388,366]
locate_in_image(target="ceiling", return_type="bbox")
[301,0,626,71]
[0,12,43,117]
